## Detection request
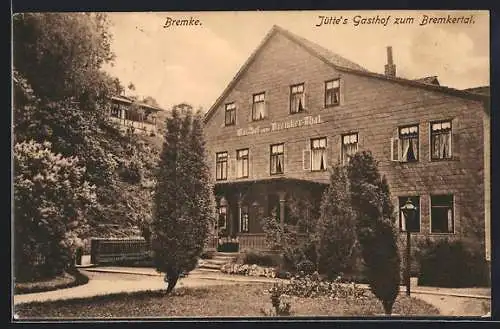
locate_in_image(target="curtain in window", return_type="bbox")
[311,149,326,170]
[271,154,283,173]
[253,102,266,120]
[291,94,304,113]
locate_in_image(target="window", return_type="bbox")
[225,103,236,126]
[215,152,228,181]
[290,83,305,114]
[311,137,327,171]
[342,133,358,165]
[236,149,249,178]
[252,92,267,121]
[399,125,419,162]
[270,143,284,175]
[218,205,227,230]
[431,121,452,160]
[399,196,420,232]
[325,79,340,107]
[240,206,249,233]
[431,195,454,233]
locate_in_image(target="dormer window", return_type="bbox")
[290,83,305,114]
[325,79,340,107]
[252,92,267,121]
[225,103,236,126]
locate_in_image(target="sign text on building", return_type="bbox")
[236,115,322,137]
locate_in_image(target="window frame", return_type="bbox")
[430,194,455,234]
[324,78,341,108]
[430,120,453,161]
[217,205,227,230]
[310,137,328,172]
[215,151,228,181]
[398,124,420,163]
[252,92,267,121]
[398,196,421,233]
[270,143,285,175]
[289,83,305,114]
[224,103,236,126]
[341,132,359,165]
[236,148,249,179]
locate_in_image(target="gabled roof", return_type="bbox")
[203,25,488,124]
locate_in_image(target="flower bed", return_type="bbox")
[221,263,277,278]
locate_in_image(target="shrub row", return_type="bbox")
[15,268,89,295]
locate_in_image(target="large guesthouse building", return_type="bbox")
[202,26,490,262]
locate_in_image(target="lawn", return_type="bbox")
[15,283,439,319]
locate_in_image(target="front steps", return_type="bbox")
[194,252,238,274]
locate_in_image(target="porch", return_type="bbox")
[207,177,326,252]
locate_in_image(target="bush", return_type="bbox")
[240,251,281,267]
[296,259,316,275]
[417,239,489,287]
[14,140,96,281]
[220,263,276,278]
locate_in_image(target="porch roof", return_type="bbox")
[214,177,328,192]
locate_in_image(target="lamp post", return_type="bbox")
[401,198,417,296]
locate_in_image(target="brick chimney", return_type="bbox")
[384,46,396,77]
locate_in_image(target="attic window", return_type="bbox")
[225,103,236,126]
[290,83,305,114]
[325,79,340,107]
[252,92,267,121]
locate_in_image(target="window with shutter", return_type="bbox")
[311,137,327,171]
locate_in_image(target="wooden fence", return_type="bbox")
[90,238,150,265]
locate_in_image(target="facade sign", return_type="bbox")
[236,115,322,137]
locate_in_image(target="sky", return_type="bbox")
[102,10,490,111]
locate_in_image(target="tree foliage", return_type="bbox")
[14,140,96,280]
[347,151,400,315]
[316,164,358,279]
[13,13,116,106]
[151,104,215,293]
[13,13,163,281]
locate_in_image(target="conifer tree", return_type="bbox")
[316,164,358,279]
[151,104,215,293]
[347,151,400,315]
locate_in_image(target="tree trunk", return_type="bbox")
[164,267,179,294]
[382,300,394,315]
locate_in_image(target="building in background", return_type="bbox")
[109,95,163,136]
[203,25,490,263]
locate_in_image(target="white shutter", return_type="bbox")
[302,92,307,111]
[452,118,460,160]
[390,137,400,162]
[303,149,311,171]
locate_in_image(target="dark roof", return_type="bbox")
[413,76,440,85]
[463,86,490,96]
[203,25,488,123]
[111,95,164,112]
